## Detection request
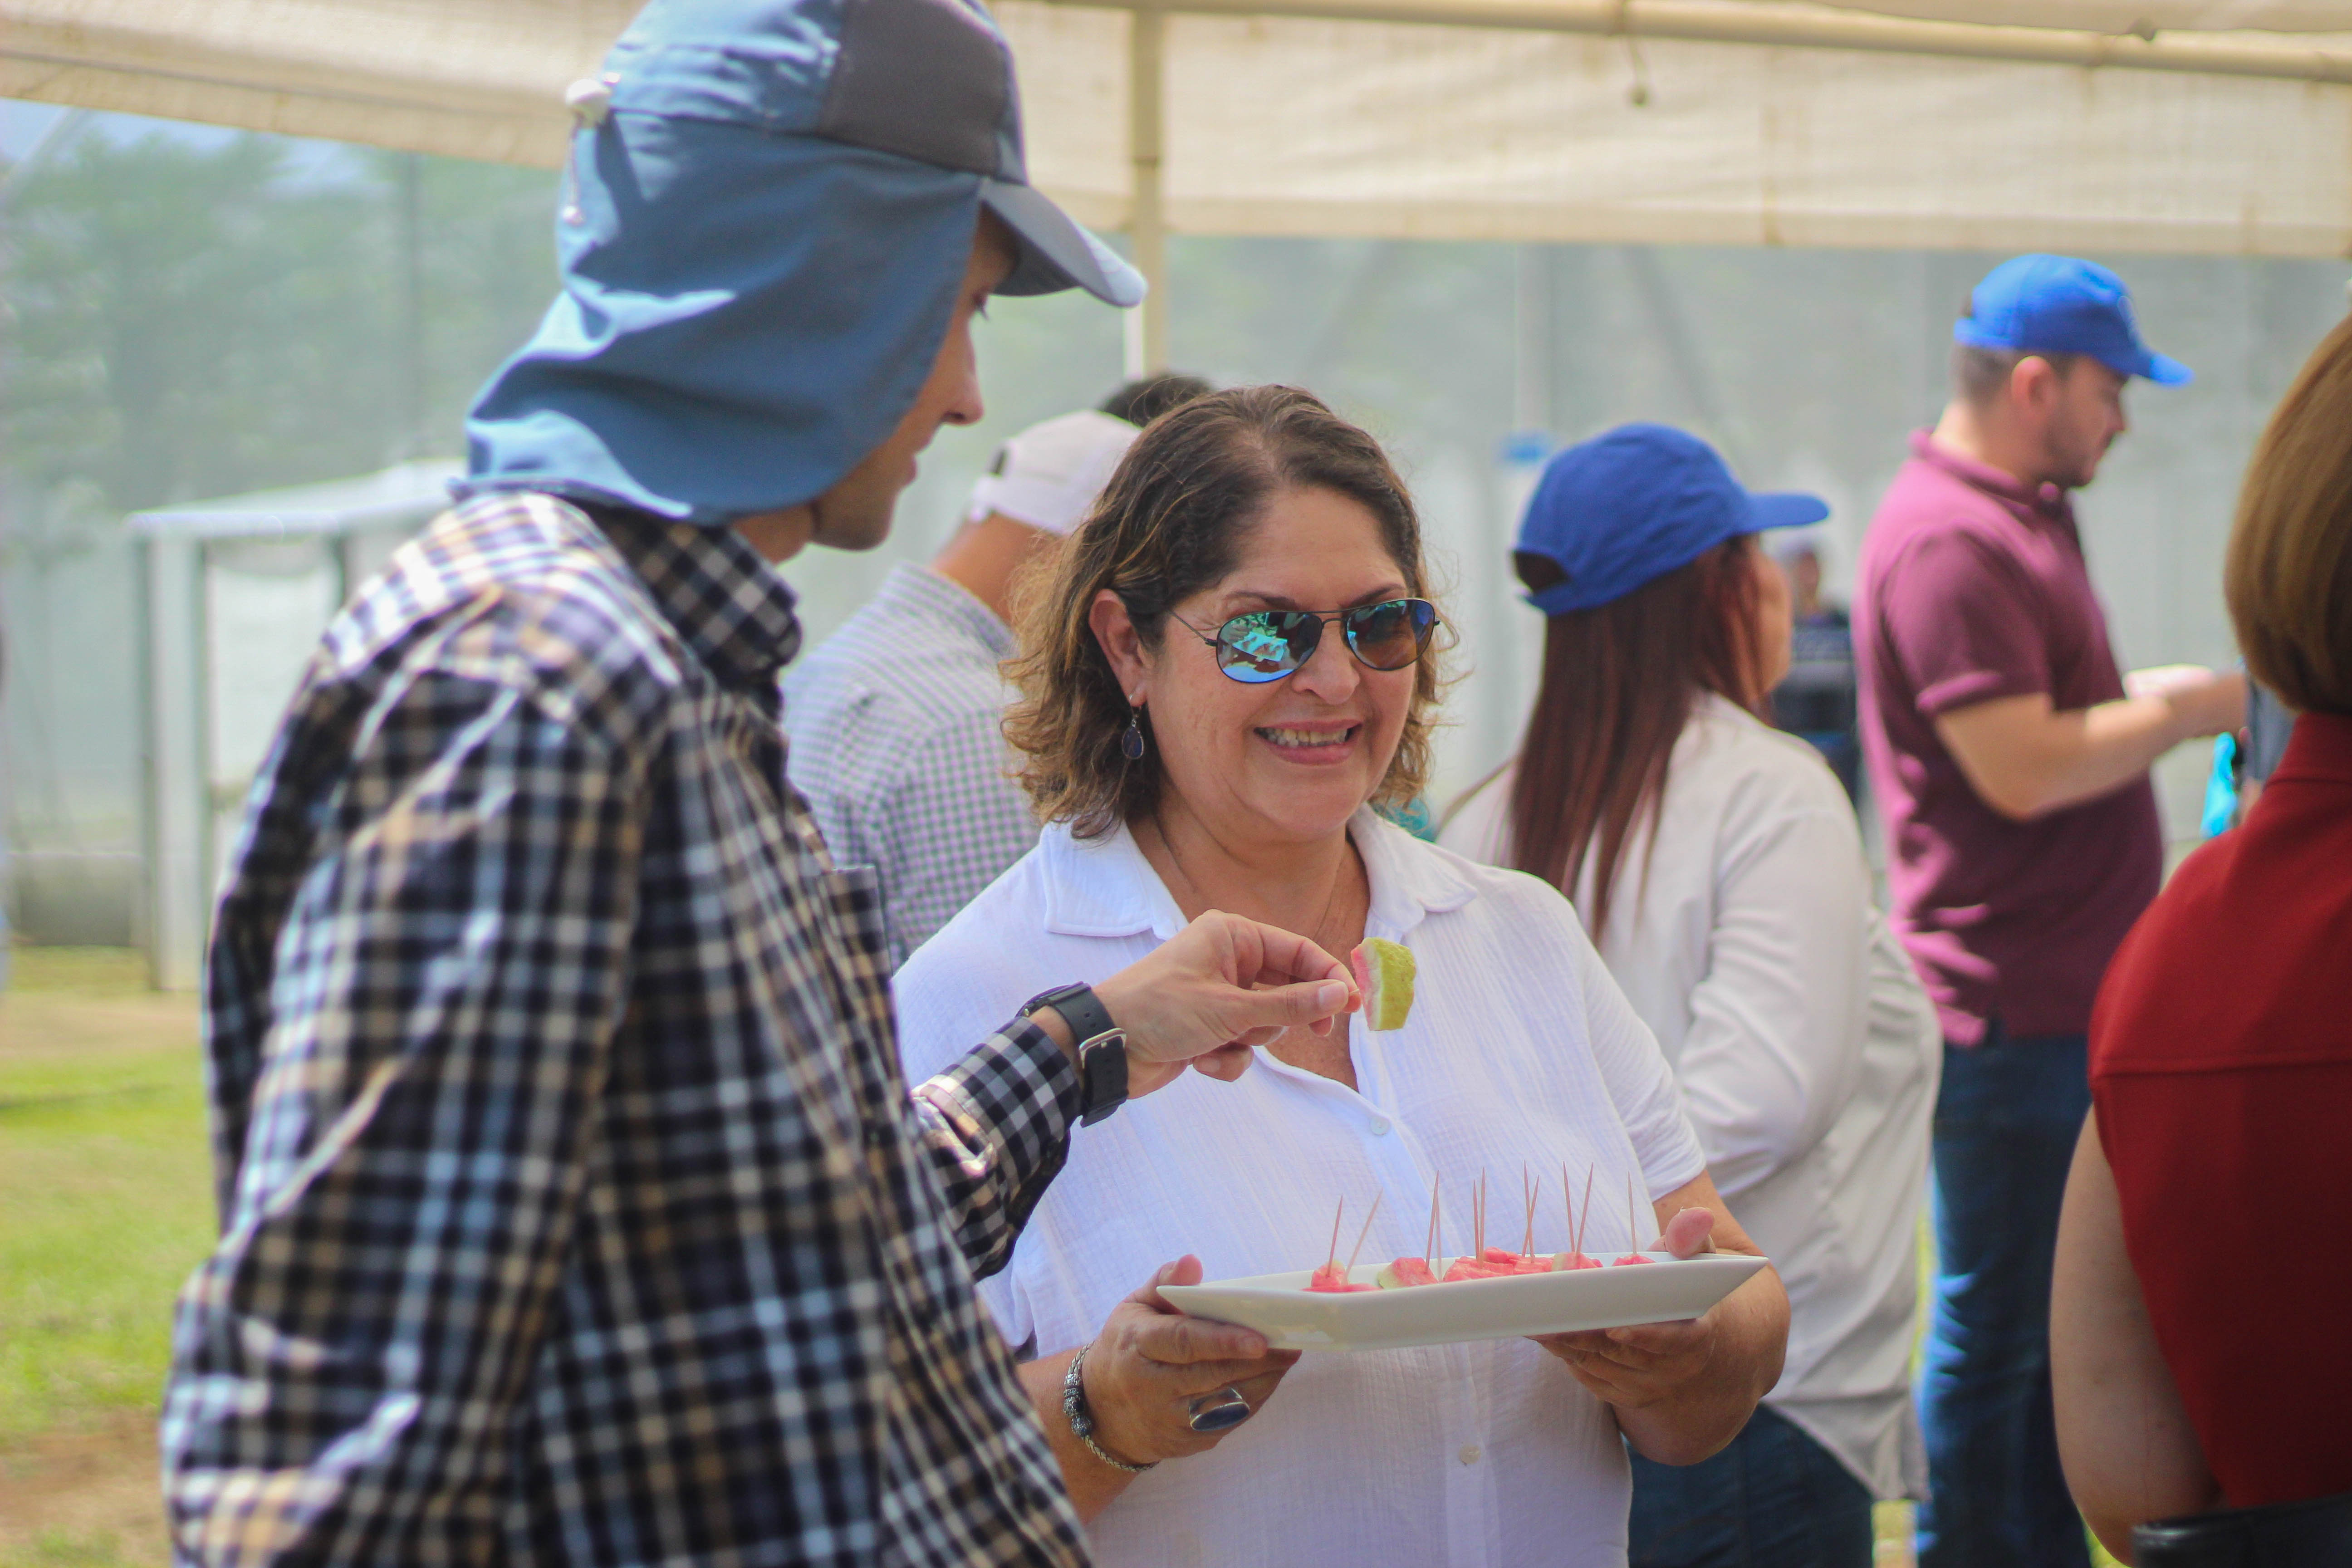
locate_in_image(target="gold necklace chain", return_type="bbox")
[1147,813,1359,956]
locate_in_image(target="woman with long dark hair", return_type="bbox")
[1445,425,1939,1568]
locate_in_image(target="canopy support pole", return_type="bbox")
[1124,5,1170,378]
[1051,0,2352,85]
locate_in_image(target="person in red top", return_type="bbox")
[1854,255,2244,1568]
[2053,313,2352,1563]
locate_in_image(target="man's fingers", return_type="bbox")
[1230,977,1354,1034]
[1217,914,1356,998]
[1189,1043,1254,1083]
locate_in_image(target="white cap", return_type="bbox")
[964,409,1138,537]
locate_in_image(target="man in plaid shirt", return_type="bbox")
[158,2,1355,1564]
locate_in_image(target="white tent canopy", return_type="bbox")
[9,1,2352,244]
[10,0,2352,363]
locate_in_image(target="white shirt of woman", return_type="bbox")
[1445,693,1940,1499]
[895,807,1707,1568]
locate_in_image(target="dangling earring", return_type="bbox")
[1122,701,1147,761]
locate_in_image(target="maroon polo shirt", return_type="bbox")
[1855,431,2161,1044]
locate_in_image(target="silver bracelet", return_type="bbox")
[1063,1342,1155,1475]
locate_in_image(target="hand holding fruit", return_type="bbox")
[1085,913,1357,1097]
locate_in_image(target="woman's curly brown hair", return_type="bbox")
[1004,384,1445,839]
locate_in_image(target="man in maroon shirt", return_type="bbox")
[1855,255,2243,1568]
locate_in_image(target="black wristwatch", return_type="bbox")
[1021,982,1128,1126]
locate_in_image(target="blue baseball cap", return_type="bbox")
[1516,425,1828,616]
[1955,255,2191,386]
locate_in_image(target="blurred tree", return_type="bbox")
[0,126,558,529]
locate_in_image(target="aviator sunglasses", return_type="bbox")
[1172,598,1441,684]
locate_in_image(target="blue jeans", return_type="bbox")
[1916,1025,2092,1568]
[1629,1404,1876,1568]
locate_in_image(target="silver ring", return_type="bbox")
[1187,1387,1252,1433]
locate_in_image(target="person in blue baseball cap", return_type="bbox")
[1444,422,1940,1568]
[1852,256,2244,1568]
[1936,252,2193,496]
[161,3,1358,1564]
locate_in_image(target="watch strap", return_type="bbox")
[1022,982,1128,1126]
[1022,981,1113,1047]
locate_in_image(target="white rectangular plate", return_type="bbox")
[1159,1254,1770,1352]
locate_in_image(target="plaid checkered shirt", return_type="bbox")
[782,564,1042,968]
[162,493,1091,1568]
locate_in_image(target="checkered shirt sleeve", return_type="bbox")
[162,496,1090,1568]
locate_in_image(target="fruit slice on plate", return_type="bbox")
[1481,1247,1555,1276]
[1308,1264,1376,1292]
[1377,1256,1438,1289]
[1350,937,1416,1031]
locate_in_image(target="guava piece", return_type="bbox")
[1349,937,1416,1031]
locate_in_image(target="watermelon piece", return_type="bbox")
[1349,938,1416,1031]
[1551,1251,1604,1271]
[1611,1253,1653,1267]
[1308,1264,1375,1292]
[1440,1256,1513,1282]
[1377,1256,1438,1289]
[1481,1247,1552,1276]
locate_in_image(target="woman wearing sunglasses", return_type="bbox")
[1442,425,1940,1568]
[893,387,1788,1567]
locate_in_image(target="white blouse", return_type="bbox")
[1443,694,1938,1499]
[894,808,1706,1568]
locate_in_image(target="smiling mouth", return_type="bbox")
[1256,723,1360,750]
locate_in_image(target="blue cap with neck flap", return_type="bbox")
[461,0,1144,525]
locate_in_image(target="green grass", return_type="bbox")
[2,1532,146,1568]
[0,950,210,1446]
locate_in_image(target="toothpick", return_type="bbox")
[1343,1192,1384,1278]
[1475,1172,1487,1257]
[1521,1164,1538,1257]
[1577,1162,1595,1258]
[1626,1174,1640,1256]
[1327,1196,1346,1272]
[1562,1161,1574,1256]
[1425,1178,1442,1272]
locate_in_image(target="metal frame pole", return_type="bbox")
[1055,0,2352,86]
[1124,6,1170,378]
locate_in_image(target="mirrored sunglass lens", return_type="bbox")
[1218,611,1317,681]
[1345,601,1431,669]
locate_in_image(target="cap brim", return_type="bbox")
[2137,350,2194,386]
[1745,491,1831,531]
[981,179,1146,308]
